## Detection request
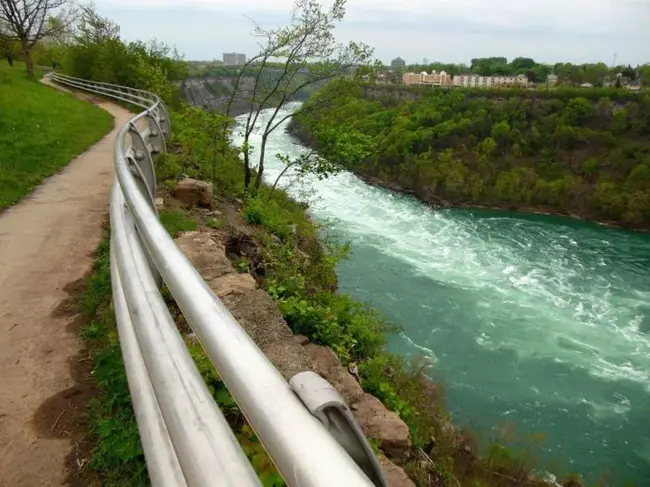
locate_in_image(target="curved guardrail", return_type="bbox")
[50,72,385,487]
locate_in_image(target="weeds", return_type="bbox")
[159,209,198,237]
[78,235,147,486]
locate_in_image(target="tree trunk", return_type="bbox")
[253,135,268,194]
[6,55,13,67]
[22,44,34,78]
[267,162,295,202]
[243,150,251,191]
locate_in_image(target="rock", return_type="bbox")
[354,393,412,458]
[223,289,295,349]
[293,335,310,346]
[303,344,365,405]
[208,273,257,298]
[378,455,416,487]
[175,232,234,280]
[155,197,164,210]
[173,178,213,208]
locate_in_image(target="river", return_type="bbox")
[234,106,650,484]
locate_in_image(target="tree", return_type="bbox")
[227,0,372,194]
[0,0,74,77]
[0,28,18,65]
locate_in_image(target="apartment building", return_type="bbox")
[403,70,453,87]
[452,73,529,88]
[223,52,247,66]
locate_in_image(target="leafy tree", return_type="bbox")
[511,57,536,71]
[0,31,18,66]
[0,0,75,77]
[226,0,372,194]
[491,121,511,146]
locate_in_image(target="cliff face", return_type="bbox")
[181,76,255,116]
[181,75,323,116]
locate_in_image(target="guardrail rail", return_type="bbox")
[50,72,386,487]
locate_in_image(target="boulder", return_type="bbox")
[174,178,213,208]
[378,455,416,487]
[354,393,412,458]
[208,273,257,298]
[175,232,234,280]
[303,344,365,405]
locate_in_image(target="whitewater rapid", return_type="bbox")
[233,106,650,483]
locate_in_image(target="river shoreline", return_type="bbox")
[356,171,650,234]
[287,122,649,234]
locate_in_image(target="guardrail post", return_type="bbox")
[146,110,167,155]
[155,102,172,142]
[128,123,157,204]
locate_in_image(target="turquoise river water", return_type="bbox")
[235,107,650,484]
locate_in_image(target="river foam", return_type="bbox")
[234,106,650,483]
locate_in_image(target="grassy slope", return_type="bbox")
[0,62,113,211]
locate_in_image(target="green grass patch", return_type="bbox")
[0,62,113,211]
[78,235,147,486]
[159,209,198,237]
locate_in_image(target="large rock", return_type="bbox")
[354,393,412,459]
[174,178,213,208]
[175,232,234,280]
[303,343,365,405]
[209,273,256,298]
[378,455,416,487]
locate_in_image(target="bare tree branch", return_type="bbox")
[0,0,75,76]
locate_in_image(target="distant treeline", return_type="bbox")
[396,57,649,86]
[292,79,650,229]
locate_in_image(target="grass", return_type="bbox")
[0,61,113,211]
[158,209,198,236]
[78,235,147,486]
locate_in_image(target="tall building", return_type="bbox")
[223,52,247,66]
[391,57,406,69]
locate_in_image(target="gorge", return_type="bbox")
[235,104,650,485]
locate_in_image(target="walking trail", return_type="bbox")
[0,78,130,486]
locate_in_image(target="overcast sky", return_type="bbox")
[95,0,649,66]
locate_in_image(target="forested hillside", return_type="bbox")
[291,80,650,229]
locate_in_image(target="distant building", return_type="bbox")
[403,70,453,87]
[391,57,406,69]
[452,74,529,89]
[546,74,558,86]
[223,52,247,66]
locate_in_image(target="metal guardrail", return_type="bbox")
[50,72,385,487]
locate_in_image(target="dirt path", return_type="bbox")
[0,80,130,486]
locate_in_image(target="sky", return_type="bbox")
[95,0,650,66]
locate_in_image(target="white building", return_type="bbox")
[452,74,529,88]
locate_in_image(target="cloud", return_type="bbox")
[95,0,650,65]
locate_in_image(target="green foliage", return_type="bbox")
[168,107,242,194]
[0,61,113,211]
[294,78,650,228]
[186,342,285,486]
[244,197,293,240]
[78,236,148,486]
[206,217,225,229]
[33,6,188,108]
[159,209,198,237]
